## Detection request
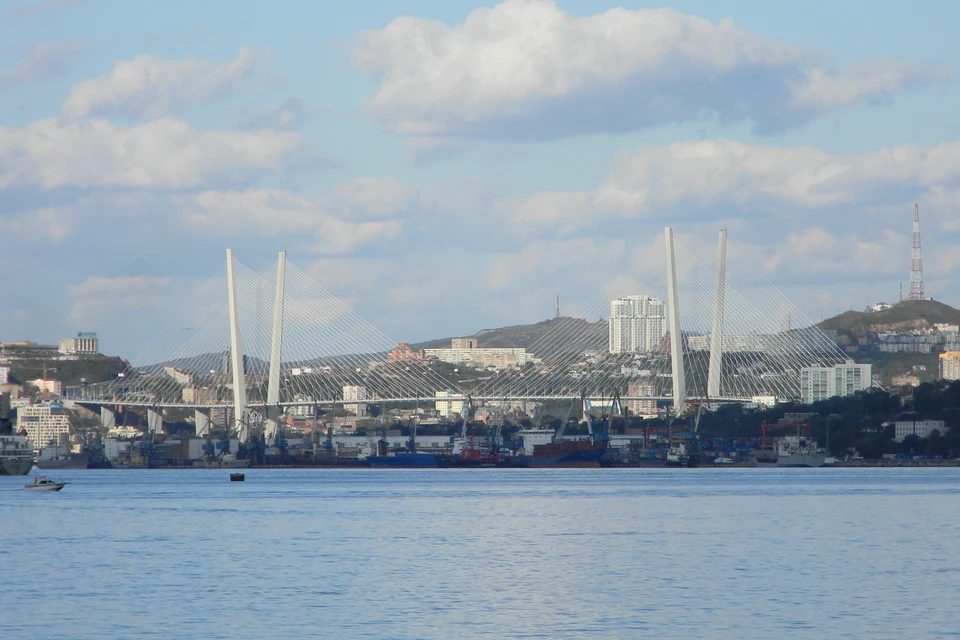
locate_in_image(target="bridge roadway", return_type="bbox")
[69,395,758,410]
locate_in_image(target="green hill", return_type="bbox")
[817,299,960,339]
[414,316,607,352]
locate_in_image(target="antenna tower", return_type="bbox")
[909,203,925,300]
[555,295,560,319]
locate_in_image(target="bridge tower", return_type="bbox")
[664,227,687,414]
[707,229,727,399]
[264,250,286,444]
[226,249,248,442]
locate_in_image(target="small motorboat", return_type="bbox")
[229,473,245,482]
[24,476,68,492]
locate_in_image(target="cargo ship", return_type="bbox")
[775,436,826,468]
[520,439,606,468]
[36,446,90,470]
[366,452,439,468]
[0,434,35,476]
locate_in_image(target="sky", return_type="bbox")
[1,0,959,358]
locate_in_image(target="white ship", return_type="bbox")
[775,436,826,468]
[1,434,36,476]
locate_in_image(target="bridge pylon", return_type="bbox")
[707,229,727,399]
[265,250,286,444]
[226,248,249,442]
[664,227,687,414]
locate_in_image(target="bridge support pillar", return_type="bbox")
[100,406,116,431]
[265,250,286,444]
[147,408,163,435]
[665,227,687,415]
[195,409,211,437]
[226,248,249,442]
[707,229,727,400]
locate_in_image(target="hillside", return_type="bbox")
[7,355,126,387]
[817,300,960,339]
[414,316,607,352]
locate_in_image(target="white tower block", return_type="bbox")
[226,249,248,443]
[707,229,727,399]
[665,227,687,415]
[265,250,286,444]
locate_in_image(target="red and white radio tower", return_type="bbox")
[909,203,925,300]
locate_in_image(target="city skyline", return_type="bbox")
[1,0,959,357]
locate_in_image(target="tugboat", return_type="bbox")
[24,476,68,491]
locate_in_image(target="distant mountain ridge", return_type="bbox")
[413,316,607,352]
[816,300,960,339]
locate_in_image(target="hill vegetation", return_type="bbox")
[8,355,126,387]
[817,299,960,340]
[415,316,607,351]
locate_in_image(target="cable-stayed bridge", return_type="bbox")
[75,228,849,442]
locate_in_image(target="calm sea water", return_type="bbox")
[2,468,959,639]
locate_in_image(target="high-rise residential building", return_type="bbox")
[608,296,666,354]
[0,366,9,385]
[939,351,960,381]
[800,361,872,404]
[626,382,658,417]
[343,385,368,417]
[17,404,71,451]
[434,390,466,419]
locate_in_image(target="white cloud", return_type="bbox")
[61,47,264,120]
[327,177,417,217]
[499,138,960,234]
[68,275,173,298]
[353,0,951,141]
[239,98,305,131]
[0,41,85,87]
[184,189,404,253]
[0,116,306,192]
[0,206,72,241]
[67,275,173,326]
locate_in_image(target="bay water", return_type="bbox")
[3,468,959,639]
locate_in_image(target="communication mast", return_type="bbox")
[909,203,925,300]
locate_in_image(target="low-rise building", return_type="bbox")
[164,366,193,386]
[893,419,946,442]
[891,374,921,387]
[30,378,63,395]
[58,333,99,355]
[182,386,217,404]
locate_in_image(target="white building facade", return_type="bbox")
[608,296,666,354]
[434,391,466,419]
[800,361,872,404]
[422,347,534,369]
[343,385,368,417]
[58,333,99,355]
[893,420,946,442]
[17,404,72,451]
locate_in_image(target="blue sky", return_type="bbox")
[1,0,959,357]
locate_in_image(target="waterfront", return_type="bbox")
[3,468,960,639]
